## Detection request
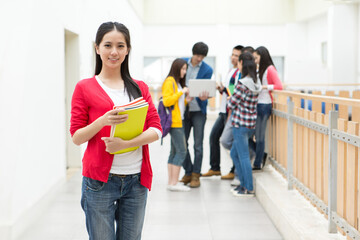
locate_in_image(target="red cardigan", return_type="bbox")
[70,76,162,190]
[266,65,283,103]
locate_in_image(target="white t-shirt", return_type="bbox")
[95,76,142,175]
[258,69,272,104]
[177,83,186,120]
[220,68,238,113]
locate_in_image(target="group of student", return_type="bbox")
[69,21,282,239]
[161,43,283,196]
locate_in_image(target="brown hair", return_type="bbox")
[166,58,187,88]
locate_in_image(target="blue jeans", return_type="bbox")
[230,126,255,191]
[81,173,148,240]
[182,110,207,175]
[209,113,227,171]
[168,127,187,166]
[249,104,272,168]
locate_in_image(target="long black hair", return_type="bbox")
[166,58,187,88]
[94,22,141,100]
[239,52,257,84]
[255,46,275,83]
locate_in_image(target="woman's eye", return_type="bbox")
[104,44,111,48]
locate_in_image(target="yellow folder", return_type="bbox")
[110,104,149,154]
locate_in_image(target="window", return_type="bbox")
[272,56,284,82]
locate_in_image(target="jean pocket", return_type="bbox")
[85,177,105,192]
[131,173,141,184]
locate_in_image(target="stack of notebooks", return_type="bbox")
[110,97,149,154]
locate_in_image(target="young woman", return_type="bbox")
[227,52,261,196]
[70,22,162,240]
[161,58,191,191]
[251,46,283,170]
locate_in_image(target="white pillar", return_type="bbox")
[328,2,358,84]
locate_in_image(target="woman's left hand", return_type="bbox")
[101,137,128,153]
[186,95,193,102]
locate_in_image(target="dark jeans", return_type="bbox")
[209,113,227,171]
[182,110,207,175]
[249,103,272,168]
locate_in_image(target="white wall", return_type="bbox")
[294,0,331,22]
[143,11,352,88]
[142,0,294,24]
[328,3,358,85]
[284,14,329,86]
[0,0,143,239]
[143,24,287,84]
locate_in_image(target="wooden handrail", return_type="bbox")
[273,90,360,108]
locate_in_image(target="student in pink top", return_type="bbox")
[70,22,162,240]
[251,46,283,170]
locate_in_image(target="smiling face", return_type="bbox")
[191,54,205,66]
[231,49,241,68]
[95,29,129,72]
[253,52,261,65]
[180,63,187,78]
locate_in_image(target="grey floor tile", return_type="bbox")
[15,117,283,240]
[142,224,213,240]
[212,224,283,240]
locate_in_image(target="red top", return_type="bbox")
[70,76,162,190]
[266,65,283,102]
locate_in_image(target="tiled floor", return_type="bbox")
[16,115,283,240]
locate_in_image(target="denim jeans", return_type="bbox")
[220,116,233,150]
[182,110,207,175]
[220,116,236,173]
[230,126,255,191]
[249,104,272,168]
[81,173,148,240]
[209,113,227,171]
[168,127,187,166]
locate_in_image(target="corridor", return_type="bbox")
[16,116,283,240]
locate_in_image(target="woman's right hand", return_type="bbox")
[182,87,189,94]
[100,108,128,127]
[72,108,128,146]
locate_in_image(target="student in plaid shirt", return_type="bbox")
[227,52,261,197]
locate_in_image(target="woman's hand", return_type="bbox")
[182,87,189,94]
[101,137,128,153]
[100,108,128,127]
[72,108,128,146]
[186,95,193,102]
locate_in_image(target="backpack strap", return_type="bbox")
[160,79,177,145]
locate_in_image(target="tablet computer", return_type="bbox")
[188,79,216,97]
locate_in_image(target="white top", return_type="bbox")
[95,76,161,174]
[257,69,273,104]
[177,83,185,120]
[220,68,238,113]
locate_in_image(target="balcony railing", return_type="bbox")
[267,89,360,240]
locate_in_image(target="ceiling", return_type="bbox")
[128,0,335,25]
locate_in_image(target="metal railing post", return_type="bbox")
[287,99,294,190]
[328,110,338,233]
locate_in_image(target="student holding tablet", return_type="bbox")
[180,42,213,188]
